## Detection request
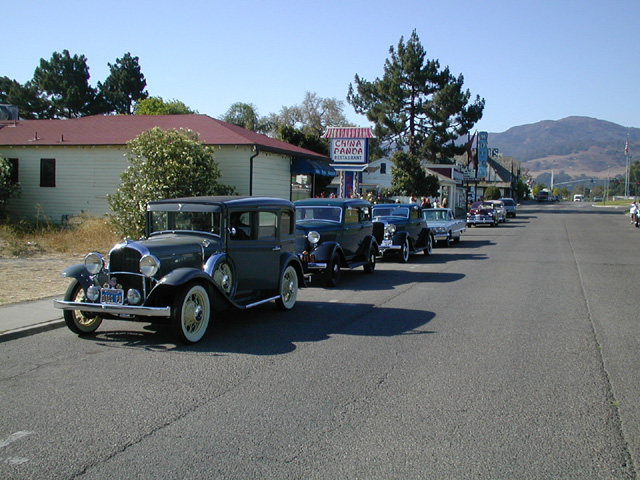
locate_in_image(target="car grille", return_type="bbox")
[372,222,384,243]
[108,247,147,295]
[109,246,141,273]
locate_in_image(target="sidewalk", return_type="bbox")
[0,297,65,341]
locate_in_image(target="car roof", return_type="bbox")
[372,203,420,208]
[148,196,294,208]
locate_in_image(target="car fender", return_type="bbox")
[279,252,306,288]
[61,263,105,291]
[313,241,342,264]
[152,266,233,310]
[391,230,409,247]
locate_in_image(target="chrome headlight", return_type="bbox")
[86,285,100,301]
[84,253,104,275]
[139,254,160,277]
[307,231,320,245]
[127,289,142,305]
[385,224,397,235]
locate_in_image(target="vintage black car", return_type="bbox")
[295,198,378,287]
[372,203,434,262]
[54,196,305,344]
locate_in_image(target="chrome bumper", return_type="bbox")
[53,299,171,317]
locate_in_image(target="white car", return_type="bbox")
[487,200,507,223]
[500,198,517,217]
[421,208,466,247]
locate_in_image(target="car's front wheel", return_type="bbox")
[63,279,103,335]
[363,243,376,274]
[424,234,433,256]
[171,282,211,344]
[324,252,341,287]
[399,237,410,263]
[276,265,298,311]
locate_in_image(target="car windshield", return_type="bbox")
[296,206,342,223]
[501,199,515,206]
[148,210,221,235]
[423,210,448,221]
[372,206,409,218]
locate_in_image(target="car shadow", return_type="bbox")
[90,301,436,356]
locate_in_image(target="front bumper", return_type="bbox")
[54,299,171,317]
[377,238,401,254]
[467,216,495,225]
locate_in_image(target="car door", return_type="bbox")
[227,208,281,299]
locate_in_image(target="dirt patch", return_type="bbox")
[0,254,83,304]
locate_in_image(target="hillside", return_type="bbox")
[488,116,640,180]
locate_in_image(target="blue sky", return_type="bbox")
[4,0,639,133]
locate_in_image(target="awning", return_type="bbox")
[291,158,336,177]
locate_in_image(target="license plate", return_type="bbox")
[381,239,392,247]
[101,288,124,305]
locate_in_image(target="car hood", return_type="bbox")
[109,233,224,278]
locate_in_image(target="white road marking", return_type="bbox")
[0,431,34,465]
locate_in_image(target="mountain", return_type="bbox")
[487,116,640,181]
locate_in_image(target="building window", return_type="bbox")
[380,162,387,174]
[8,158,19,183]
[40,158,56,187]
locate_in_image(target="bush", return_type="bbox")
[484,186,501,200]
[108,127,234,238]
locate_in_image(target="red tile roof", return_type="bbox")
[0,114,330,161]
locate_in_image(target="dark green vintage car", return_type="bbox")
[295,198,378,287]
[54,196,305,344]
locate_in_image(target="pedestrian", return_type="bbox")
[630,201,638,225]
[442,197,448,208]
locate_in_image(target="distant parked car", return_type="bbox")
[295,198,378,287]
[467,201,498,227]
[422,208,466,246]
[371,203,434,262]
[500,197,517,217]
[487,200,507,223]
[593,196,603,202]
[54,196,305,344]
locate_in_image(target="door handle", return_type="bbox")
[272,246,281,251]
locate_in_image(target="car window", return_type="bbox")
[410,208,419,220]
[258,211,277,240]
[360,206,371,222]
[149,211,220,235]
[282,209,294,237]
[296,206,342,223]
[344,207,359,224]
[230,211,253,241]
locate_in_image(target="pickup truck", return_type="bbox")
[421,208,466,247]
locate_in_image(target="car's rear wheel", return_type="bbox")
[324,252,341,287]
[171,282,211,344]
[399,238,410,263]
[63,279,103,335]
[276,265,298,311]
[364,243,376,273]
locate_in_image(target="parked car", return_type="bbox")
[295,198,378,287]
[500,197,517,217]
[54,196,305,344]
[422,208,466,246]
[371,203,434,262]
[487,200,507,223]
[467,201,498,227]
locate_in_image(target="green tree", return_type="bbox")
[133,96,196,115]
[389,152,439,197]
[33,50,104,118]
[515,178,531,201]
[108,127,234,237]
[484,186,500,200]
[347,30,484,162]
[99,53,148,115]
[0,77,53,119]
[220,102,272,133]
[0,154,20,219]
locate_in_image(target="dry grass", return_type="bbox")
[0,215,120,258]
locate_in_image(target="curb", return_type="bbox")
[0,318,65,342]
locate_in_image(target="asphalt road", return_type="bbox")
[1,202,638,479]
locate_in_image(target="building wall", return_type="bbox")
[2,144,294,221]
[1,145,127,222]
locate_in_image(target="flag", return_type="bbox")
[466,131,477,167]
[625,139,629,155]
